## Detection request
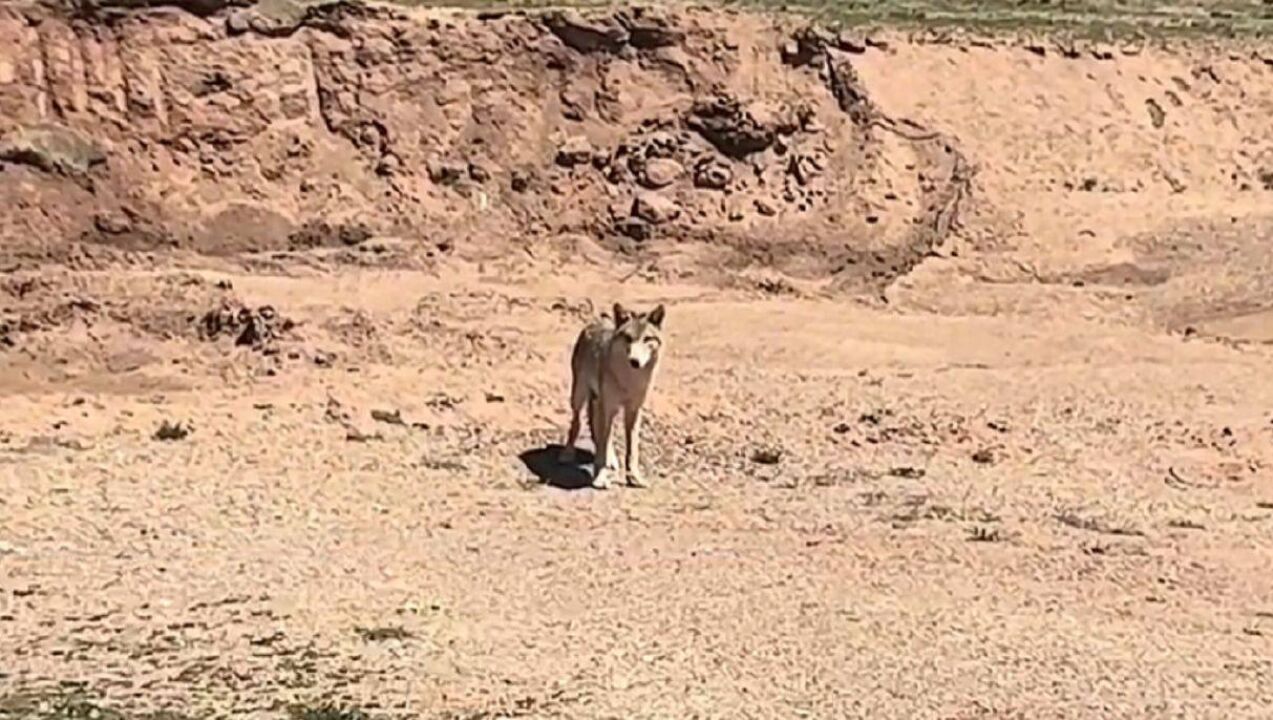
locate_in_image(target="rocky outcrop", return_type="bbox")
[0,0,972,294]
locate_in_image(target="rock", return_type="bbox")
[91,0,252,16]
[543,11,629,53]
[607,198,633,222]
[788,153,823,186]
[236,0,309,38]
[750,446,782,464]
[639,158,682,188]
[199,303,293,352]
[0,124,106,175]
[1145,98,1166,129]
[468,162,491,183]
[559,88,588,121]
[93,212,132,235]
[632,193,680,225]
[371,409,405,425]
[693,161,733,190]
[555,136,594,167]
[226,9,252,34]
[836,31,868,54]
[427,158,466,185]
[510,170,531,192]
[781,26,828,67]
[375,153,401,177]
[615,217,652,241]
[826,55,874,125]
[754,199,778,217]
[153,420,192,442]
[616,7,684,49]
[686,96,774,159]
[288,220,371,249]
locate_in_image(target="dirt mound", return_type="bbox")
[0,0,970,293]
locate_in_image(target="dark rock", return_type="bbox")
[543,11,629,53]
[510,170,530,192]
[153,420,192,442]
[468,162,491,183]
[86,0,253,17]
[781,26,829,67]
[826,55,874,126]
[686,96,774,159]
[615,217,652,241]
[836,31,867,54]
[750,446,782,465]
[617,7,684,49]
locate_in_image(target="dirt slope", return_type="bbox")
[2,2,1273,718]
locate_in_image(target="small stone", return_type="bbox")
[754,199,778,217]
[750,447,782,465]
[427,159,465,185]
[93,212,132,235]
[640,158,682,188]
[510,170,530,192]
[375,153,401,177]
[632,193,680,225]
[693,162,732,190]
[555,136,594,167]
[616,217,652,241]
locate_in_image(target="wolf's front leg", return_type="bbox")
[592,397,621,489]
[623,406,648,488]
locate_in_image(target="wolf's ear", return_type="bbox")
[648,303,666,328]
[613,303,631,325]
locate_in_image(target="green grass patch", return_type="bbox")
[729,0,1273,39]
[384,0,1273,39]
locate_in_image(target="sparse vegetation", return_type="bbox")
[392,0,1273,39]
[721,0,1273,39]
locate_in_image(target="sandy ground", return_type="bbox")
[4,261,1273,719]
[3,2,1273,718]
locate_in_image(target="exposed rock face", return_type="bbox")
[0,0,970,294]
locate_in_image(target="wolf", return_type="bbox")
[559,302,667,489]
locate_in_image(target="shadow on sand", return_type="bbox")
[518,444,595,490]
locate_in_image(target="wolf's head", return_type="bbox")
[612,302,666,371]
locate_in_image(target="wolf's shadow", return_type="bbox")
[519,444,595,490]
